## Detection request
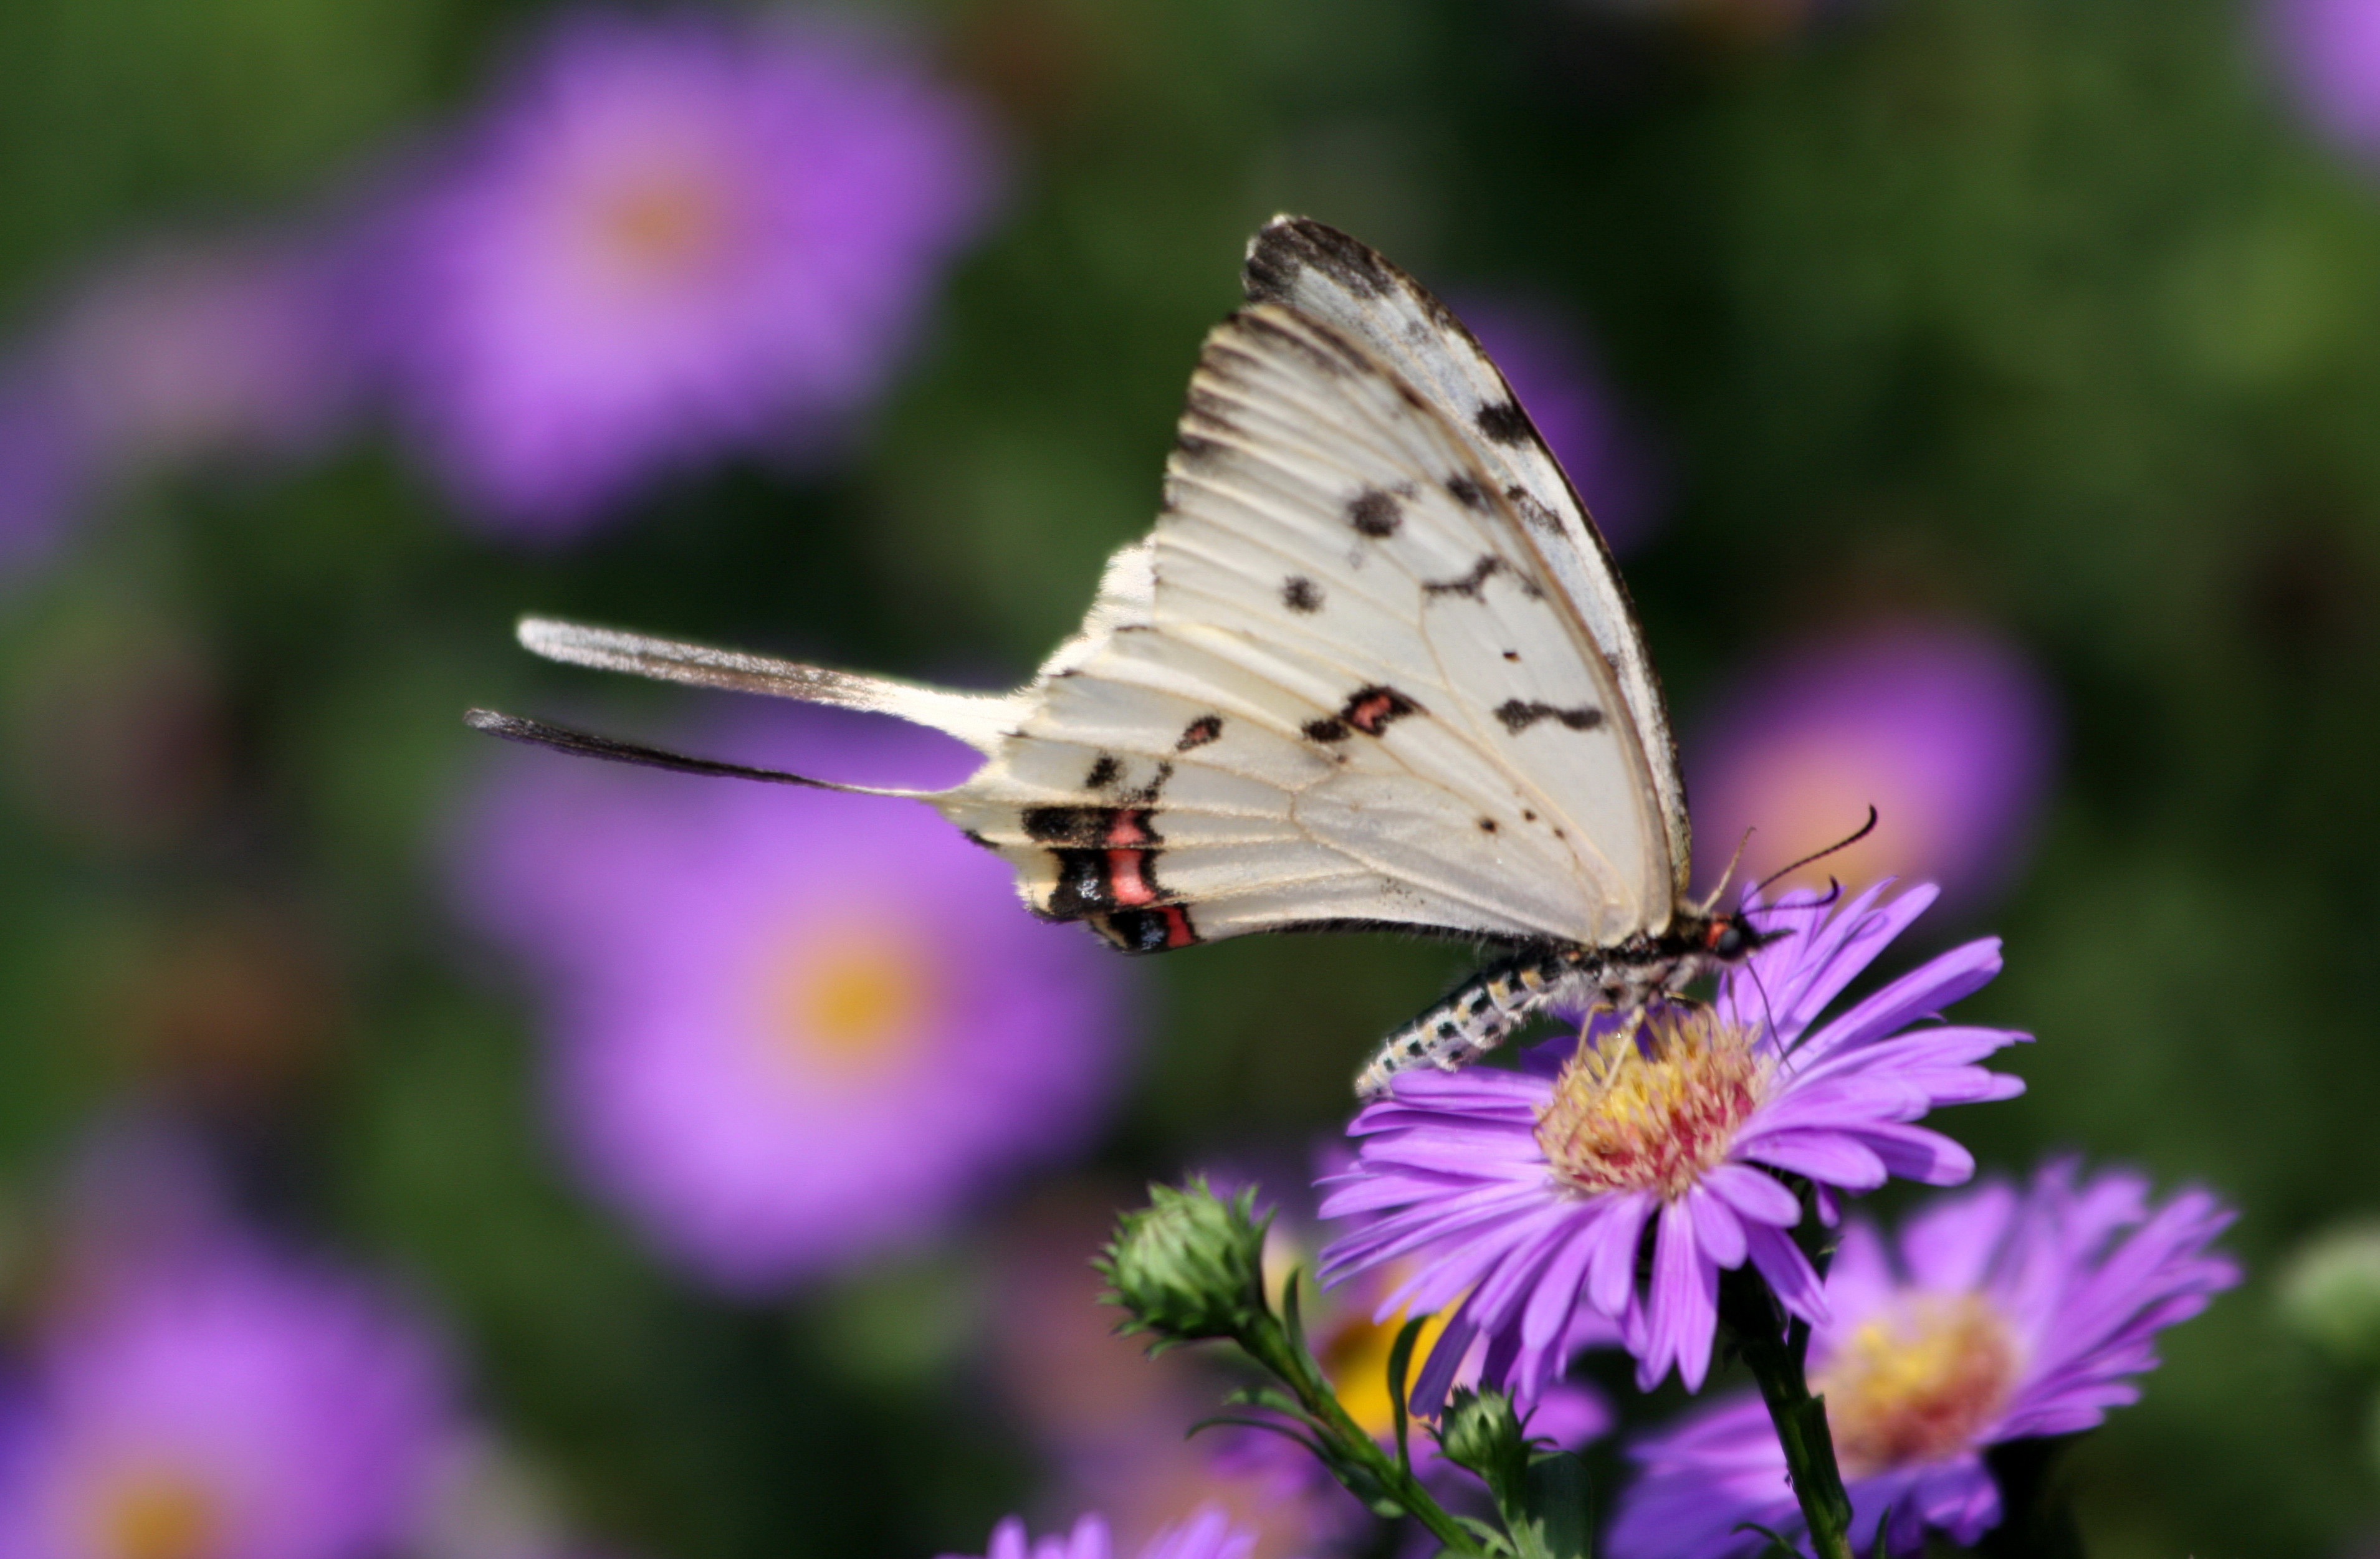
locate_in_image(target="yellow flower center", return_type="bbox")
[1316,1296,1458,1439]
[1812,1294,2022,1478]
[88,1469,221,1559]
[1534,1009,1768,1199]
[584,163,730,287]
[757,924,937,1077]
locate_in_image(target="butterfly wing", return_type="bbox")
[1242,216,1693,898]
[934,302,1678,950]
[508,232,1683,955]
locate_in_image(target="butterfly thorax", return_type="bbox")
[1352,910,1769,1100]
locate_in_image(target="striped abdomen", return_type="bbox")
[1354,934,1724,1100]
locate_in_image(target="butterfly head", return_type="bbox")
[1698,908,1779,965]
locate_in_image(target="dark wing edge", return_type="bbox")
[1241,214,1693,900]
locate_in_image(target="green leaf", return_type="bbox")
[1730,1521,1808,1558]
[1517,1451,1593,1559]
[1385,1311,1428,1474]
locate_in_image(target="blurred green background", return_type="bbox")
[4,1,2379,1556]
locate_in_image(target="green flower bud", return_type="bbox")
[2279,1222,2380,1368]
[1436,1386,1529,1503]
[1097,1179,1269,1352]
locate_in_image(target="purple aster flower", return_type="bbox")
[44,236,360,473]
[449,705,1131,1292]
[385,9,998,533]
[0,1238,455,1559]
[1606,1160,2240,1558]
[2267,0,2380,163]
[1318,882,2027,1401]
[1456,298,1664,555]
[941,1508,1278,1559]
[1687,624,2057,910]
[0,371,91,587]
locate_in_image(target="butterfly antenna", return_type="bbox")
[464,708,871,793]
[1693,827,1758,917]
[1770,876,1847,915]
[1752,806,1880,898]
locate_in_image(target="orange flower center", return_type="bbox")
[756,923,936,1078]
[583,161,731,287]
[87,1468,221,1559]
[1812,1294,2022,1477]
[1534,1009,1767,1199]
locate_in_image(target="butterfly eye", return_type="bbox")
[1709,922,1747,958]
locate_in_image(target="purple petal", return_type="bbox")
[1736,1130,1888,1190]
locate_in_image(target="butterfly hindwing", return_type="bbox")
[1241,215,1691,897]
[935,302,1675,950]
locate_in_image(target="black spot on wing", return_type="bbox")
[1098,904,1201,952]
[1302,717,1350,743]
[1282,576,1324,613]
[1423,555,1542,603]
[1423,556,1504,599]
[1478,818,1498,833]
[1446,475,1488,510]
[1127,760,1175,806]
[1494,699,1604,734]
[1505,485,1563,535]
[1348,487,1403,538]
[1243,217,1396,303]
[1502,650,1521,662]
[1176,715,1223,751]
[1023,806,1103,844]
[1084,755,1122,789]
[1339,684,1420,736]
[1476,401,1534,446]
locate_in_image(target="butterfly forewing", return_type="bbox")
[1242,216,1691,897]
[934,302,1673,950]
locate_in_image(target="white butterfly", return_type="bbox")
[471,216,1782,1097]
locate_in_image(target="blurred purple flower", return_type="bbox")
[385,10,998,533]
[942,1509,1273,1559]
[1607,1161,2240,1558]
[451,707,1131,1292]
[0,374,90,587]
[1688,624,2057,910]
[1457,299,1664,554]
[0,1239,454,1559]
[45,237,361,472]
[1319,884,2025,1399]
[2267,0,2380,162]
[0,233,358,591]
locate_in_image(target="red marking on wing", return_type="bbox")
[1155,905,1197,948]
[1107,849,1159,907]
[1104,809,1156,847]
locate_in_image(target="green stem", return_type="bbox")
[1237,1315,1487,1558]
[1719,1265,1856,1559]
